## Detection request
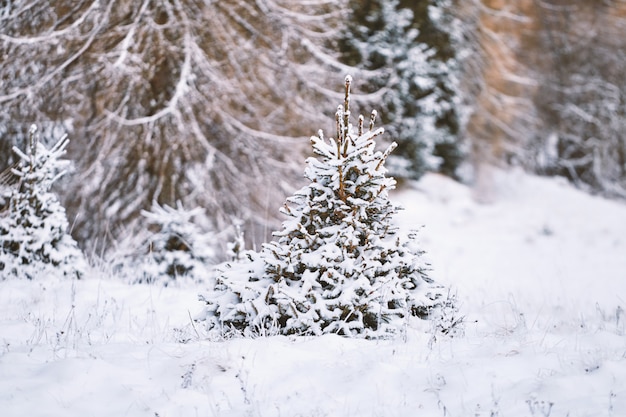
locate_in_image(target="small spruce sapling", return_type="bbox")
[130,201,216,286]
[203,76,446,338]
[0,125,86,280]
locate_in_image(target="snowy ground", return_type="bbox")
[1,170,625,417]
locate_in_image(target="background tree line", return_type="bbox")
[0,0,462,259]
[1,0,625,261]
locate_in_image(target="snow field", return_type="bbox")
[1,170,625,416]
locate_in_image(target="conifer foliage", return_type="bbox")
[203,77,445,338]
[123,201,216,286]
[0,125,86,280]
[339,0,463,180]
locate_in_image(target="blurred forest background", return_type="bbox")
[1,0,625,260]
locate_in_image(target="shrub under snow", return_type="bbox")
[0,125,86,280]
[201,76,448,338]
[116,201,216,287]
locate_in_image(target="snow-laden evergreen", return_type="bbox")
[340,0,464,180]
[0,125,86,280]
[202,77,446,338]
[120,201,216,286]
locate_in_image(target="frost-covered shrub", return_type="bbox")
[429,289,464,340]
[201,77,447,338]
[226,223,246,262]
[122,201,216,286]
[0,125,86,280]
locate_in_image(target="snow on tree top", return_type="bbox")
[10,127,71,193]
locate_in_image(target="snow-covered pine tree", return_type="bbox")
[203,76,445,338]
[339,0,464,180]
[0,125,86,280]
[127,201,216,286]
